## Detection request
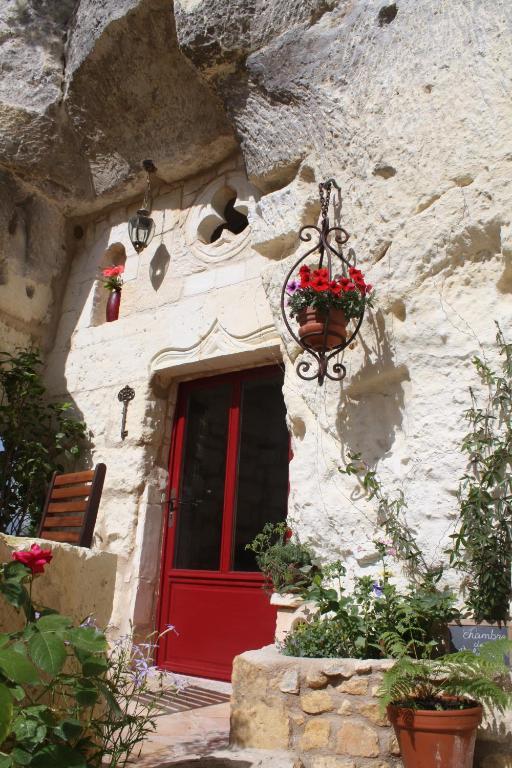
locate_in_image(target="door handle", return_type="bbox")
[162,489,177,527]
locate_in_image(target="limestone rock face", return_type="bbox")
[0,0,236,212]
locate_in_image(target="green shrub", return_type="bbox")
[282,561,458,659]
[0,349,87,536]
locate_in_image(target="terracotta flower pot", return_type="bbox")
[297,307,347,351]
[387,702,483,768]
[106,289,121,322]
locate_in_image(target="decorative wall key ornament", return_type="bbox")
[117,385,135,440]
[280,179,374,385]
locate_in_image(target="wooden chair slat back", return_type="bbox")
[38,464,106,548]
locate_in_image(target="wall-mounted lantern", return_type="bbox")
[280,179,374,385]
[128,159,157,253]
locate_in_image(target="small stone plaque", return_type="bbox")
[448,623,509,657]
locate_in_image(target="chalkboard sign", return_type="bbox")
[448,624,509,656]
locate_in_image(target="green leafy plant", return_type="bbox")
[0,546,172,768]
[450,324,512,624]
[246,522,319,594]
[282,560,458,659]
[0,349,87,536]
[379,638,512,712]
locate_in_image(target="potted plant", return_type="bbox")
[246,522,320,642]
[379,639,512,768]
[246,521,319,595]
[100,264,125,322]
[286,264,373,351]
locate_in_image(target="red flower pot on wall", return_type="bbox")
[387,702,483,768]
[106,289,121,322]
[297,307,347,351]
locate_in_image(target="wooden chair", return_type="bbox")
[38,464,106,547]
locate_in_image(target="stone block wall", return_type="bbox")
[0,534,118,634]
[231,646,399,768]
[231,646,512,768]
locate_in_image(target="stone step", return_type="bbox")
[149,748,302,768]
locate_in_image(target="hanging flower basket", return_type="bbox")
[297,307,348,351]
[287,264,373,352]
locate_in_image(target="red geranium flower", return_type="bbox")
[311,275,330,291]
[12,544,53,574]
[102,265,124,278]
[311,268,328,280]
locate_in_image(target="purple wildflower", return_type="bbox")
[372,582,384,598]
[80,615,97,628]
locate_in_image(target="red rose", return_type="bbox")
[13,544,53,574]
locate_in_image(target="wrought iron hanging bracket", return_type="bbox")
[117,385,135,440]
[280,179,367,385]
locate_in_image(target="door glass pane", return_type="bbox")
[174,383,231,570]
[232,374,289,571]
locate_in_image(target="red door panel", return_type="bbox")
[158,574,277,680]
[157,366,288,681]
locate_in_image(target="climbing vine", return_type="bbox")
[450,324,512,624]
[341,324,512,624]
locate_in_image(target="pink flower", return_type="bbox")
[12,544,53,574]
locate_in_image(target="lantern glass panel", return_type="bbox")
[128,210,156,252]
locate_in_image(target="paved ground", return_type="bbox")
[134,676,231,767]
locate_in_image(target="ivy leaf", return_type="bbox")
[0,649,40,685]
[66,627,107,654]
[0,684,13,746]
[0,582,29,611]
[31,744,87,768]
[29,631,67,676]
[74,680,99,707]
[81,656,108,677]
[52,719,83,742]
[35,615,72,634]
[2,562,30,583]
[10,749,31,766]
[12,715,47,748]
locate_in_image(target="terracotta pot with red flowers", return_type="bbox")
[286,264,374,351]
[100,264,125,322]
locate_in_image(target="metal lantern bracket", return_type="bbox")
[280,179,366,385]
[128,160,157,254]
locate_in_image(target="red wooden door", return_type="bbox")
[157,366,289,681]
